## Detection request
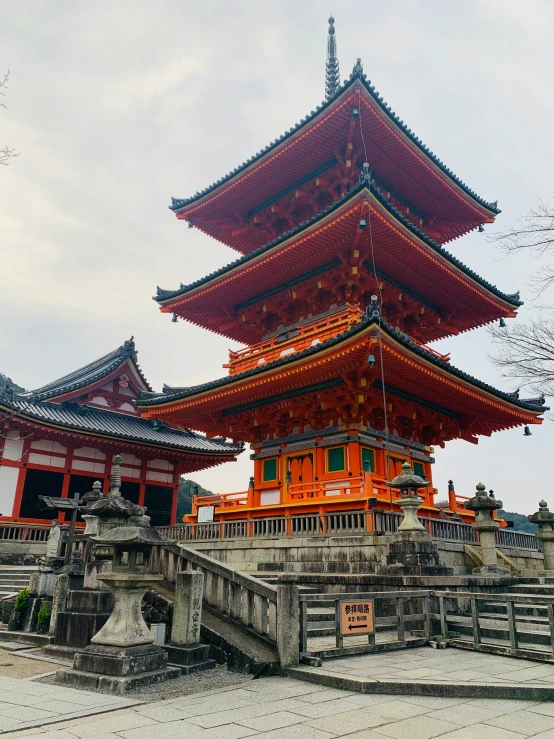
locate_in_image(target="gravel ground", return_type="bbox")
[37,662,252,700]
[0,647,57,679]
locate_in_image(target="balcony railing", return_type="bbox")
[225,305,362,375]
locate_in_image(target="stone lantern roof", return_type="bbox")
[92,525,172,546]
[387,460,430,494]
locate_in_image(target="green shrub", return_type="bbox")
[14,587,30,613]
[37,602,51,625]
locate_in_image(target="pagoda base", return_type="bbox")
[378,531,453,577]
[56,643,180,695]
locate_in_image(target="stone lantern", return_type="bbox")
[465,482,509,575]
[56,524,179,693]
[528,501,554,572]
[378,460,452,576]
[388,460,429,532]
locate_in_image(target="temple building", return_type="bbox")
[0,339,240,525]
[139,19,547,525]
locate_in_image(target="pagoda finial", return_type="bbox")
[326,16,340,101]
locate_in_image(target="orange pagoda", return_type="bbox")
[139,19,547,527]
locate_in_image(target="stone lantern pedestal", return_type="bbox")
[56,526,180,694]
[378,461,452,576]
[465,483,510,576]
[529,501,554,573]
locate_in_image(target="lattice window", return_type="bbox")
[120,481,141,505]
[144,484,172,526]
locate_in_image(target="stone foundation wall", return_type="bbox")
[185,535,544,575]
[0,541,47,565]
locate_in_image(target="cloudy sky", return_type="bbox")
[1,0,553,513]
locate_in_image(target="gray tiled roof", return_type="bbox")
[1,396,240,455]
[20,338,152,400]
[138,314,547,415]
[170,70,500,216]
[156,179,521,308]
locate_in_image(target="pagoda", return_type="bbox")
[139,19,547,525]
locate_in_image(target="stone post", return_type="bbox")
[276,583,299,668]
[465,482,509,575]
[49,574,70,637]
[528,501,554,572]
[171,570,204,646]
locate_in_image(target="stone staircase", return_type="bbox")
[0,565,37,597]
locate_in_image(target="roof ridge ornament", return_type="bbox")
[351,57,364,77]
[325,16,340,100]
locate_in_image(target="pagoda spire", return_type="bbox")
[325,15,340,100]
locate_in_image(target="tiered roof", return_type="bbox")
[156,179,520,343]
[170,66,499,253]
[139,315,547,436]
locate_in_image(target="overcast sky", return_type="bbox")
[1,0,553,513]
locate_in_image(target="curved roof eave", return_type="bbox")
[156,180,521,310]
[169,71,500,218]
[138,315,547,416]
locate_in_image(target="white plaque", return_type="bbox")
[198,505,215,523]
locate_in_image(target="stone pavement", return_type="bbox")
[298,646,554,684]
[0,675,140,734]
[9,674,554,739]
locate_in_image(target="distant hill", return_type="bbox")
[176,478,213,521]
[499,509,538,534]
[0,372,25,395]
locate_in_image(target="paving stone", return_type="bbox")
[133,704,193,722]
[528,703,554,717]
[373,714,460,738]
[341,694,398,707]
[119,723,205,739]
[288,697,368,718]
[236,710,308,731]
[427,704,512,726]
[296,687,357,702]
[436,725,524,738]
[399,696,468,709]
[467,698,539,713]
[258,727,336,739]
[187,702,284,728]
[306,708,395,735]
[0,705,57,721]
[370,700,431,720]
[484,709,554,736]
[66,712,158,738]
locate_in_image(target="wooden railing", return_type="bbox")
[0,523,50,542]
[158,511,539,550]
[299,589,432,657]
[150,543,278,647]
[436,591,554,659]
[226,305,362,375]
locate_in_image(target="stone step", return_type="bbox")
[481,602,548,618]
[449,618,552,646]
[0,630,53,647]
[167,659,216,675]
[507,584,554,596]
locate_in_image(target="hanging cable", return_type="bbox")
[356,85,394,510]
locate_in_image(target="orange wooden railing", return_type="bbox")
[225,305,362,375]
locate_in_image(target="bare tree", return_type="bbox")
[489,200,554,296]
[489,319,554,397]
[1,70,19,166]
[488,200,554,406]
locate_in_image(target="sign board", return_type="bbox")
[339,600,375,642]
[197,505,215,523]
